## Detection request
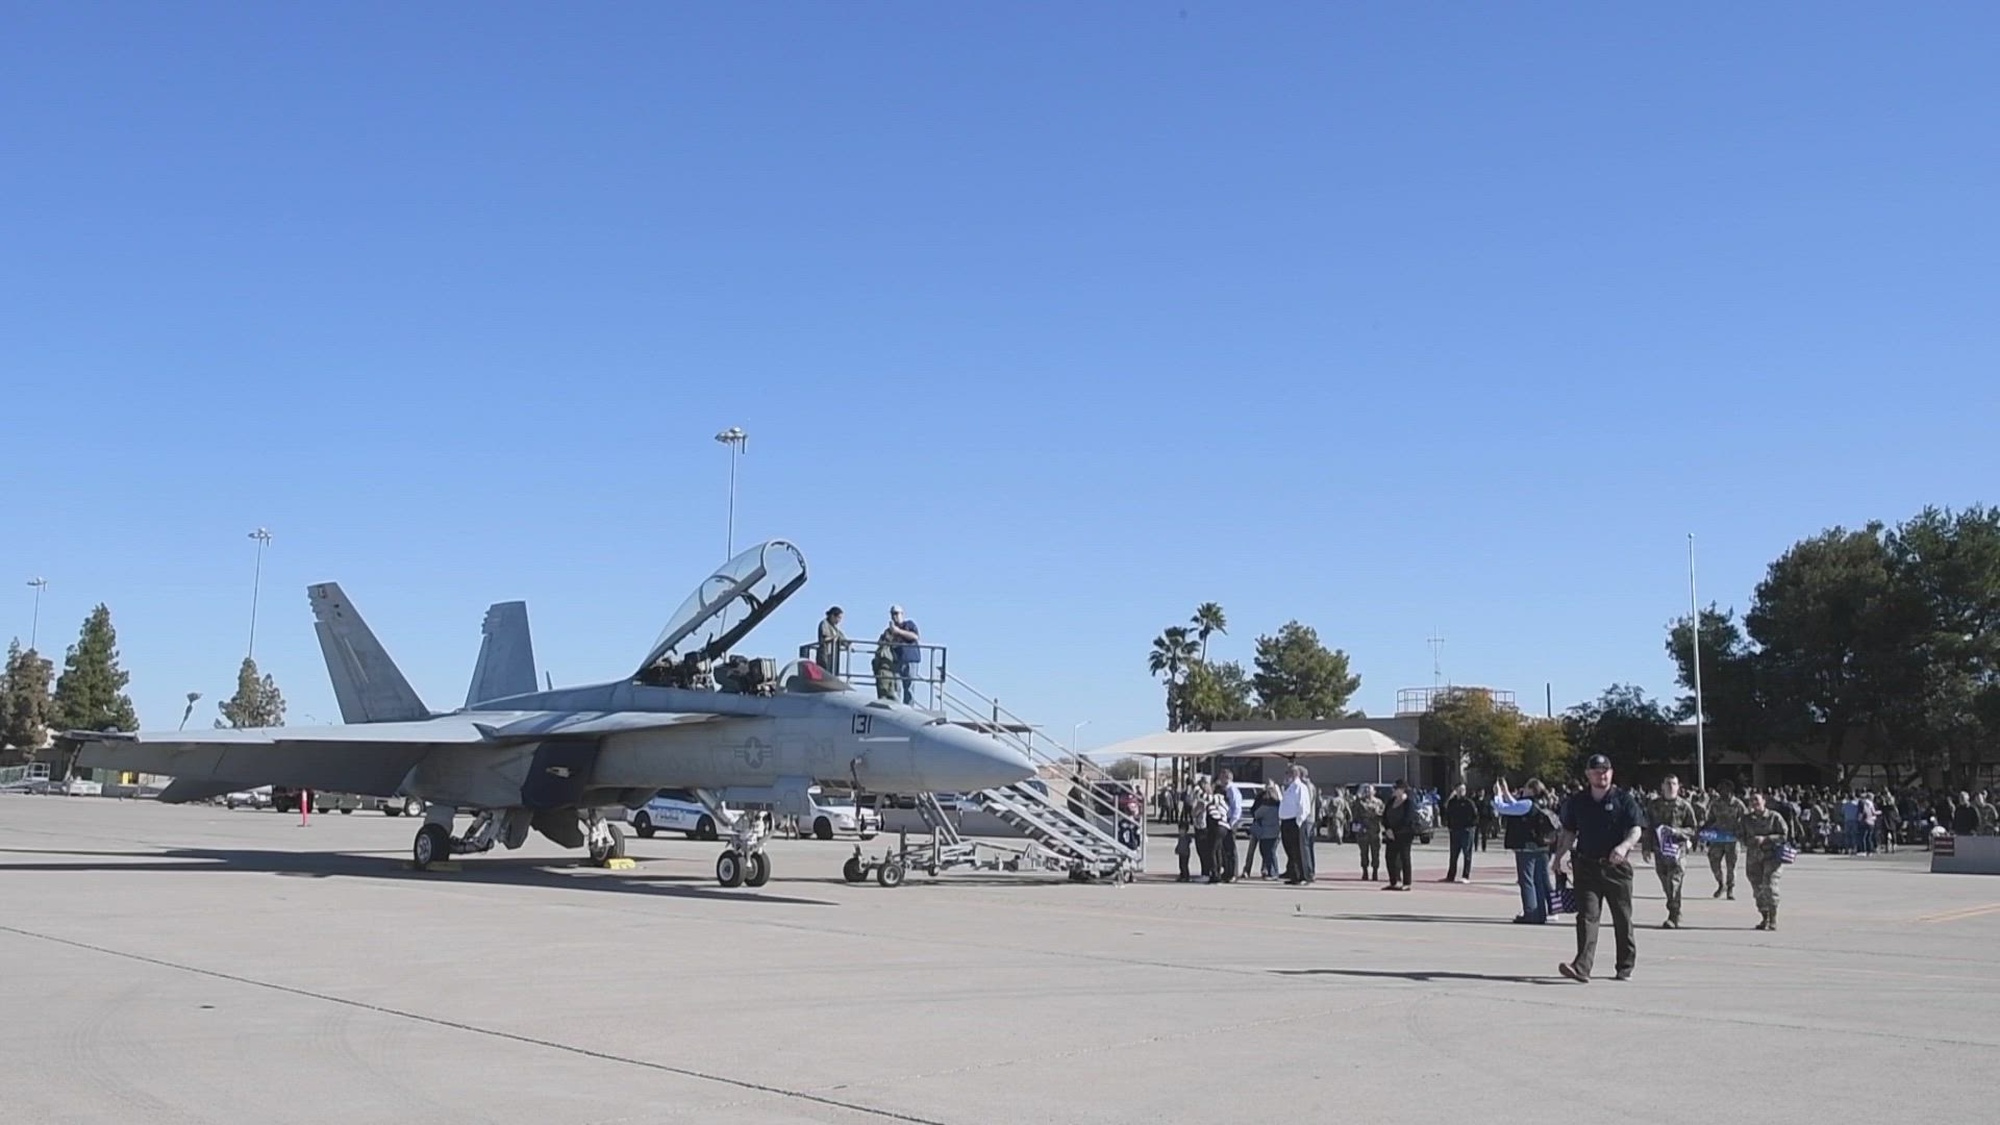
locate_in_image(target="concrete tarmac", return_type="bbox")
[4,796,1998,1125]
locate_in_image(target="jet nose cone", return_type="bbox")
[927,724,1035,792]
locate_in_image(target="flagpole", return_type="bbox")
[1689,533,1706,791]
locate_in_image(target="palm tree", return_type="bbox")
[1191,602,1228,664]
[1147,626,1200,732]
[1148,626,1199,684]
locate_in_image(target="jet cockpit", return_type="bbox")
[635,540,811,692]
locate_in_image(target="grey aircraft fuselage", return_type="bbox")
[75,680,1031,825]
[407,680,1031,811]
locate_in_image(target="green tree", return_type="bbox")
[1251,621,1360,721]
[1875,506,2000,785]
[1744,524,1904,776]
[1666,606,1779,770]
[215,656,286,729]
[1190,602,1228,664]
[2,640,56,760]
[1419,688,1523,780]
[1181,659,1255,731]
[1562,684,1677,767]
[50,605,138,734]
[1147,626,1200,730]
[1517,718,1576,782]
[1105,757,1146,781]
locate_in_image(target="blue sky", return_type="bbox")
[5,3,1996,750]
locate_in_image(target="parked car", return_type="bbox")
[268,788,389,815]
[224,786,272,810]
[726,784,881,841]
[62,777,104,797]
[632,788,725,840]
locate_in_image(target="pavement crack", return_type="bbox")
[0,923,954,1125]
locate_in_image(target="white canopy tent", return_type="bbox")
[1093,728,1412,761]
[1092,727,1418,792]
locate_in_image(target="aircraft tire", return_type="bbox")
[588,823,628,866]
[813,817,834,841]
[717,850,745,888]
[413,824,451,871]
[745,852,771,887]
[842,857,866,883]
[634,813,656,839]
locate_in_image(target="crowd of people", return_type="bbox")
[1154,757,1999,982]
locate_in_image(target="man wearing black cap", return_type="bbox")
[1553,754,1646,982]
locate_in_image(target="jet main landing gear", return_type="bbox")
[409,807,499,872]
[582,811,628,868]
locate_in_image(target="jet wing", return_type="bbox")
[67,711,731,802]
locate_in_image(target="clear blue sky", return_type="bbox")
[5,4,1996,750]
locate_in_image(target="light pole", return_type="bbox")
[1688,533,1706,791]
[1072,719,1091,754]
[179,692,202,731]
[713,427,748,558]
[25,577,47,652]
[246,528,273,661]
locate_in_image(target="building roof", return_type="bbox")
[1093,727,1412,760]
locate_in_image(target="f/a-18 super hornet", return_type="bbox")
[69,541,1033,886]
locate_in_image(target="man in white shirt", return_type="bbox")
[1279,765,1309,884]
[1298,766,1320,883]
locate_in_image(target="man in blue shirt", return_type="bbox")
[1493,776,1554,923]
[1554,754,1646,983]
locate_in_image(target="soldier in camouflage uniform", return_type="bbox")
[1355,789,1385,881]
[1326,789,1352,845]
[1647,775,1699,929]
[1740,791,1791,930]
[1706,782,1749,900]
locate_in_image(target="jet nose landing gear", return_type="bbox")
[700,797,772,888]
[715,849,772,887]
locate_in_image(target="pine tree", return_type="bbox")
[51,605,139,733]
[2,640,57,758]
[216,656,286,729]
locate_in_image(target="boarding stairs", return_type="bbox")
[815,639,1145,881]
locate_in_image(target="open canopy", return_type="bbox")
[634,540,808,676]
[1091,728,1411,760]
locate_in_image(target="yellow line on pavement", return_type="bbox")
[1915,902,2000,924]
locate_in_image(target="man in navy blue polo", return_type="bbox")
[1554,754,1646,982]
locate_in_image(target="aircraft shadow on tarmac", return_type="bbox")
[1272,967,1564,986]
[0,846,836,907]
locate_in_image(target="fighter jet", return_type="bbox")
[68,541,1033,886]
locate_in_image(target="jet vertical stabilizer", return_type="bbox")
[308,583,430,723]
[465,600,537,707]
